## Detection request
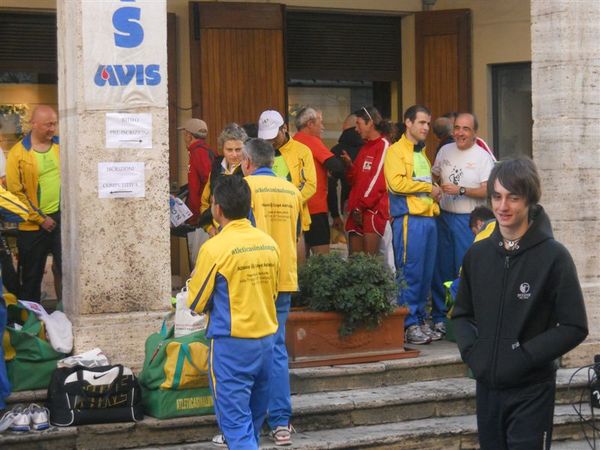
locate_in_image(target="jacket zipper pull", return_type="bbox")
[505,256,510,269]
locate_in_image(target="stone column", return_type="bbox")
[531,0,600,365]
[57,1,170,369]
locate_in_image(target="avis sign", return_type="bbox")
[83,0,167,109]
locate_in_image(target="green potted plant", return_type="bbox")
[286,253,419,367]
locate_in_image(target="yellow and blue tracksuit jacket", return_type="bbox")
[278,138,316,231]
[245,167,302,292]
[6,133,60,231]
[187,218,279,339]
[384,134,440,218]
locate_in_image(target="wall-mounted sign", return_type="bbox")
[82,0,167,110]
[98,162,145,198]
[105,113,152,148]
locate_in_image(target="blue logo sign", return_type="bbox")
[94,64,161,86]
[94,1,162,88]
[113,4,144,48]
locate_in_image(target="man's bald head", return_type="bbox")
[30,106,57,144]
[433,116,453,140]
[342,114,357,131]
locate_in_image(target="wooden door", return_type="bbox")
[415,9,471,160]
[189,2,286,149]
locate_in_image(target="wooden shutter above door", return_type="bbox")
[415,9,471,159]
[189,2,286,149]
[0,12,57,74]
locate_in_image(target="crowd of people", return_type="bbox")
[181,104,588,449]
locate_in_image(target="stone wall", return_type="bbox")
[531,0,600,366]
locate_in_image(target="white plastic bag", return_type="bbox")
[380,220,396,274]
[40,311,73,354]
[174,280,206,338]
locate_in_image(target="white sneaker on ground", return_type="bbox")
[0,409,18,433]
[269,424,295,446]
[27,404,50,431]
[405,324,432,345]
[420,322,443,341]
[9,405,30,432]
[211,433,227,447]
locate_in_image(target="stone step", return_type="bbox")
[131,405,597,449]
[0,368,590,449]
[291,340,467,394]
[5,341,466,409]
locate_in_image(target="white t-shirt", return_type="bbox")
[432,142,495,214]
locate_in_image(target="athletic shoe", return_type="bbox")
[420,322,443,341]
[211,433,227,447]
[269,424,295,446]
[0,409,18,433]
[27,404,50,431]
[8,405,30,432]
[405,324,432,345]
[433,321,447,336]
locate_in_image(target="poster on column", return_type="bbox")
[82,0,167,110]
[98,162,145,198]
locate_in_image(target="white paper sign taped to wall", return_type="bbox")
[98,162,145,198]
[105,113,152,149]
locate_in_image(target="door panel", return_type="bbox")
[189,2,286,148]
[415,9,471,160]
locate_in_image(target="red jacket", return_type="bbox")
[347,136,390,218]
[187,139,215,225]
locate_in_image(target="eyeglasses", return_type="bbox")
[362,107,373,122]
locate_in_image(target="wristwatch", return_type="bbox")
[459,186,466,196]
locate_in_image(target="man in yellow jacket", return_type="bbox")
[187,175,279,450]
[243,138,302,446]
[384,105,441,345]
[257,110,316,263]
[7,105,61,302]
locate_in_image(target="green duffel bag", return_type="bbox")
[4,304,67,391]
[141,385,213,419]
[138,318,214,418]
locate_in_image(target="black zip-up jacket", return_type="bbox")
[452,205,588,389]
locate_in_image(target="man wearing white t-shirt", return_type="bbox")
[430,113,495,335]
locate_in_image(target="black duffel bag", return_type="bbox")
[47,364,144,426]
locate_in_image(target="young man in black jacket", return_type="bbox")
[452,158,588,449]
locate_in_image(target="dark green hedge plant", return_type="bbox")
[296,253,399,336]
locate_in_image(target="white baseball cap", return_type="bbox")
[258,110,284,140]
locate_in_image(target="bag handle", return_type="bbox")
[171,343,205,390]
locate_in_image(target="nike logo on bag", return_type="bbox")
[93,373,109,380]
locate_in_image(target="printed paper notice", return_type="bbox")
[98,162,145,198]
[106,113,152,149]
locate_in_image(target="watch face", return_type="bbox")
[459,187,466,195]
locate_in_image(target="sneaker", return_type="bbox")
[420,322,443,341]
[0,409,18,433]
[211,433,227,447]
[269,424,295,446]
[405,325,432,345]
[27,404,49,431]
[433,321,447,336]
[9,405,30,432]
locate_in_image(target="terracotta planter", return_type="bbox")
[286,306,419,368]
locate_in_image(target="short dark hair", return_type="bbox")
[242,123,258,138]
[404,105,431,122]
[469,206,495,229]
[487,158,541,206]
[243,138,274,168]
[212,176,251,220]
